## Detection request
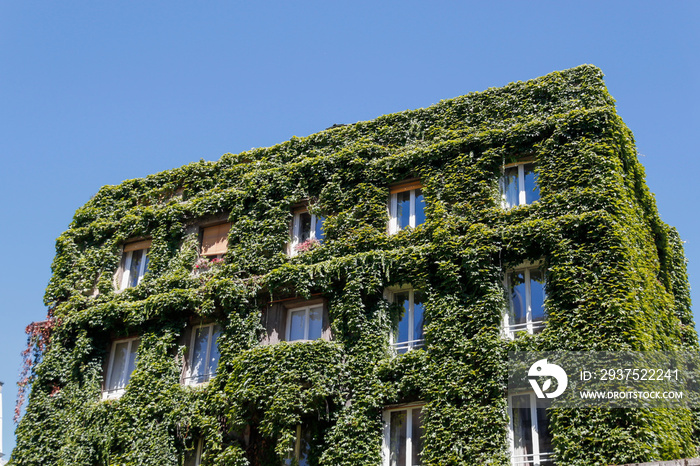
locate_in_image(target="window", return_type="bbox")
[388,180,425,234]
[290,208,324,255]
[286,304,323,342]
[508,393,553,465]
[184,323,222,385]
[201,223,231,259]
[500,162,539,208]
[387,287,425,353]
[504,265,546,338]
[382,405,424,466]
[119,240,151,289]
[103,337,139,399]
[283,424,310,466]
[183,439,203,466]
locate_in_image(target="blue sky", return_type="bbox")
[0,0,698,456]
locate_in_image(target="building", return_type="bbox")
[12,65,698,465]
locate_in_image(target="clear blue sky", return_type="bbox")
[0,0,698,456]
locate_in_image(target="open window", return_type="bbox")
[508,393,553,465]
[500,162,539,208]
[283,424,311,466]
[388,180,425,234]
[504,263,547,338]
[201,223,231,260]
[386,287,425,353]
[118,239,151,290]
[183,323,222,385]
[289,207,324,256]
[382,404,424,466]
[103,336,139,400]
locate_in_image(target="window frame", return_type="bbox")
[388,180,424,234]
[183,323,222,386]
[500,161,539,208]
[507,392,554,466]
[289,207,324,256]
[183,438,203,466]
[118,240,151,290]
[285,303,324,342]
[102,336,139,400]
[503,262,547,339]
[283,424,310,466]
[386,286,425,353]
[382,403,424,466]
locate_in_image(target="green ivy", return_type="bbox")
[12,65,698,466]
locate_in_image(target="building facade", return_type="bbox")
[12,66,698,465]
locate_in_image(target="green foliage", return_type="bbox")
[12,65,698,465]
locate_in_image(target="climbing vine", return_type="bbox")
[11,65,698,466]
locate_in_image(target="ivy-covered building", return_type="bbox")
[12,65,698,466]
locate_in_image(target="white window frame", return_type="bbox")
[388,188,423,234]
[385,287,425,352]
[507,392,554,466]
[119,248,149,290]
[290,209,323,256]
[184,323,221,386]
[382,403,424,466]
[102,336,139,400]
[503,262,546,339]
[500,162,539,208]
[285,304,324,342]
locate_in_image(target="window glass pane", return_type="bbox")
[511,395,533,466]
[509,272,527,325]
[411,408,424,466]
[308,306,323,340]
[128,249,144,288]
[142,252,149,276]
[108,341,129,391]
[314,216,325,242]
[190,327,209,382]
[397,191,411,230]
[529,270,546,324]
[289,310,307,341]
[414,189,426,227]
[207,325,222,378]
[126,340,139,381]
[502,167,519,208]
[395,292,410,348]
[413,292,425,344]
[524,164,539,204]
[299,212,312,242]
[389,410,407,466]
[536,398,553,460]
